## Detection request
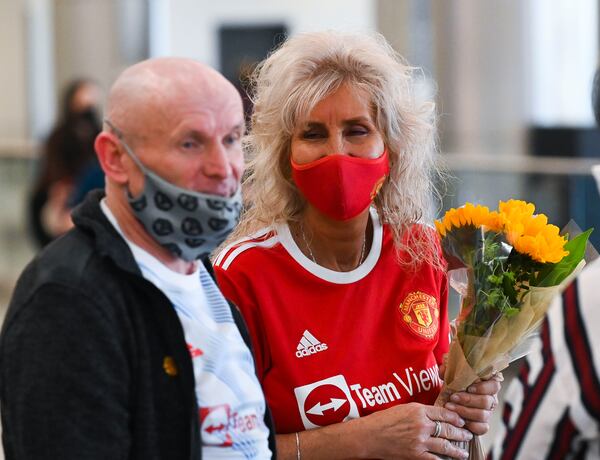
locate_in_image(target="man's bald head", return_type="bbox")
[95,57,246,265]
[105,58,241,139]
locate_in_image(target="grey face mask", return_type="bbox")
[109,124,242,262]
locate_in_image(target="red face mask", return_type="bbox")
[291,150,390,221]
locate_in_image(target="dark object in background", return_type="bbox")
[219,24,287,122]
[528,126,600,249]
[529,127,600,158]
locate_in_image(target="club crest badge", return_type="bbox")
[370,175,387,200]
[399,291,439,339]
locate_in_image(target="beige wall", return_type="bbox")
[0,0,28,146]
[163,0,376,67]
[53,0,123,114]
[432,0,528,155]
[378,0,529,156]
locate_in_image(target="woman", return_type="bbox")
[29,78,103,247]
[214,31,500,459]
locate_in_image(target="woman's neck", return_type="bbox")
[293,206,373,272]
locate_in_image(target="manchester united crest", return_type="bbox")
[399,291,439,339]
[370,176,387,200]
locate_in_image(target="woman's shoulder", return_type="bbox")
[212,226,281,273]
[386,221,440,246]
[382,221,445,270]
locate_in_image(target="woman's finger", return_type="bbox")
[425,437,469,459]
[425,405,465,428]
[437,422,473,442]
[464,420,490,436]
[449,392,496,410]
[444,402,491,423]
[467,378,501,396]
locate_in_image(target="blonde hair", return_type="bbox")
[223,30,444,269]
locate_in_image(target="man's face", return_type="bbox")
[124,85,245,198]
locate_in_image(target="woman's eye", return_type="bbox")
[302,130,325,140]
[347,126,369,136]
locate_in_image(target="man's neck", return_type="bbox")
[105,190,198,275]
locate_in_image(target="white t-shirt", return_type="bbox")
[101,200,272,459]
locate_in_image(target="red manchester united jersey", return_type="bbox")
[214,208,450,434]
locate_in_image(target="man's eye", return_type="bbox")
[224,133,241,145]
[182,140,197,149]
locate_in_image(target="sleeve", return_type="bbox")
[434,271,451,366]
[214,264,271,381]
[0,284,132,460]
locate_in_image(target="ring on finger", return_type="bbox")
[432,420,442,438]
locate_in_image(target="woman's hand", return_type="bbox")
[276,402,474,459]
[443,373,503,436]
[355,402,472,459]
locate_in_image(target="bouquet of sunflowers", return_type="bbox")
[434,200,591,459]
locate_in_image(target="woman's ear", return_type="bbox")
[95,132,129,184]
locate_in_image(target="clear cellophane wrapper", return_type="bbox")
[434,225,586,460]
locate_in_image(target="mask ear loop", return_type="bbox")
[104,118,149,201]
[104,118,148,173]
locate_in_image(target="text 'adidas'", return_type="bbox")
[296,330,328,358]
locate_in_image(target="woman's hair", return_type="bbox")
[224,30,444,269]
[61,78,96,121]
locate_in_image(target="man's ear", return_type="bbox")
[95,132,129,184]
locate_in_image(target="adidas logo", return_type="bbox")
[296,330,328,358]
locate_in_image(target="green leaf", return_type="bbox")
[504,306,520,317]
[502,271,518,303]
[535,228,593,287]
[487,274,502,285]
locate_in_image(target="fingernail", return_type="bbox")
[465,431,473,440]
[468,386,477,393]
[451,393,461,402]
[458,417,465,427]
[445,402,456,410]
[461,450,469,459]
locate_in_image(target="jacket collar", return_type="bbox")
[71,190,143,276]
[72,190,216,277]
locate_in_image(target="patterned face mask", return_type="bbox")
[107,121,242,262]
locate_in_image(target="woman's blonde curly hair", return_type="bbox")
[221,30,445,269]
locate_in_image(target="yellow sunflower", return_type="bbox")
[499,200,568,263]
[435,203,503,237]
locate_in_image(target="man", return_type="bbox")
[0,58,275,459]
[487,71,600,459]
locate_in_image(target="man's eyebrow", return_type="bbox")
[176,123,245,139]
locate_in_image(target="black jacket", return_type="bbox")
[0,190,276,459]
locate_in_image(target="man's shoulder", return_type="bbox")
[5,226,126,329]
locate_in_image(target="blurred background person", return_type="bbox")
[28,78,103,247]
[487,69,600,460]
